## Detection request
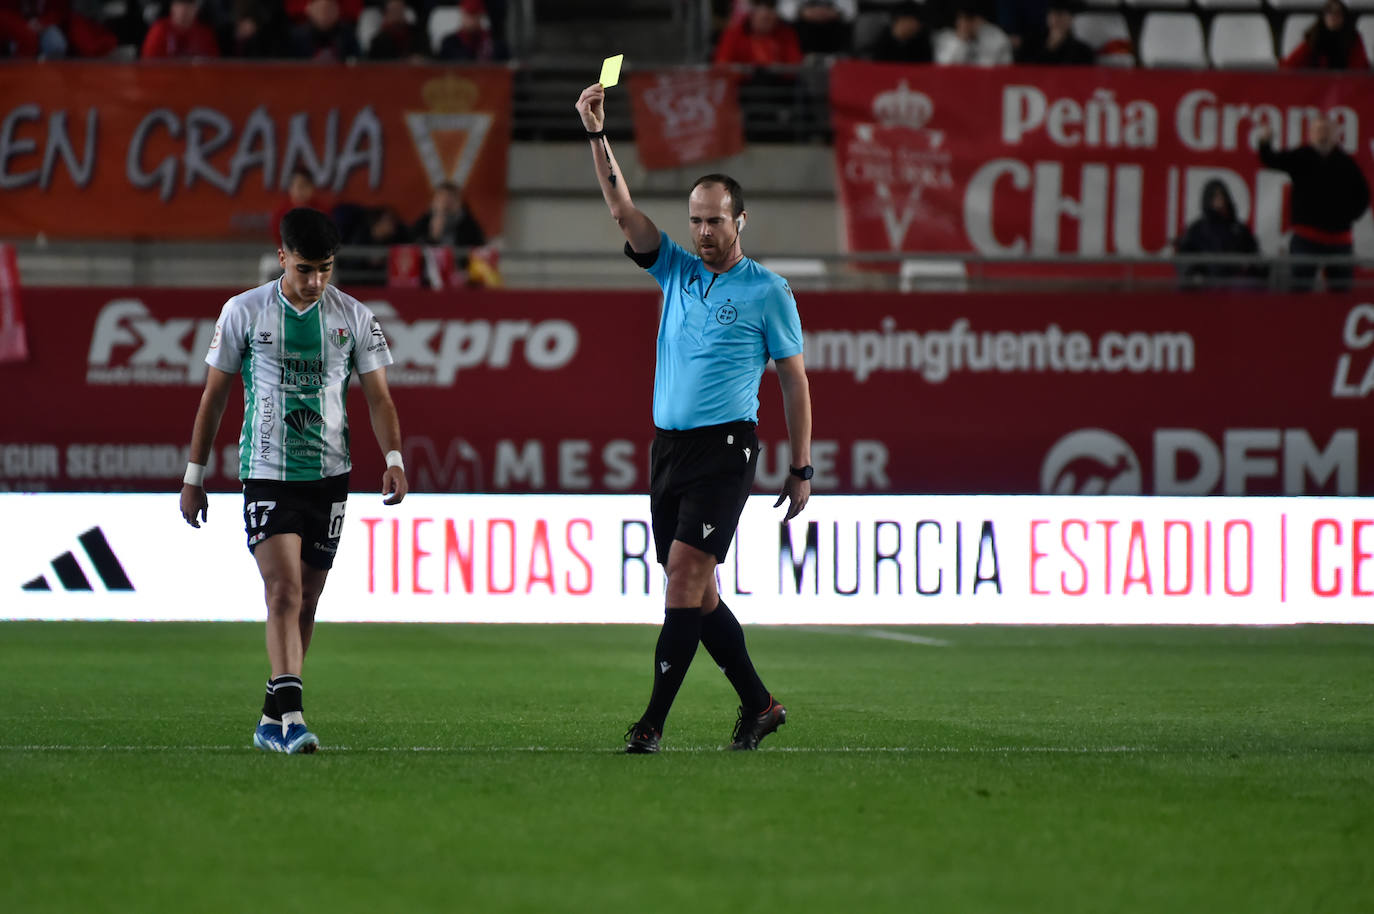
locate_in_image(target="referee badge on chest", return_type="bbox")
[714,302,738,325]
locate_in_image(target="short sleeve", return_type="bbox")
[353,305,395,375]
[763,280,803,362]
[646,232,691,287]
[205,298,247,374]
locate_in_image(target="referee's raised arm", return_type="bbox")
[576,83,660,253]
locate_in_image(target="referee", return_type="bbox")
[576,83,815,753]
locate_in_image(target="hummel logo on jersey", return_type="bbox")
[743,448,751,462]
[21,527,134,592]
[688,274,700,286]
[702,523,716,539]
[660,661,671,674]
[256,331,273,345]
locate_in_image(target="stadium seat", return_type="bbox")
[1279,13,1317,58]
[258,253,281,284]
[1209,13,1277,67]
[429,7,461,55]
[1346,1,1374,11]
[1139,12,1208,68]
[899,259,967,292]
[357,7,383,54]
[1267,0,1325,9]
[1081,0,1121,7]
[1074,12,1135,65]
[1359,15,1374,61]
[1196,0,1262,8]
[1124,0,1188,6]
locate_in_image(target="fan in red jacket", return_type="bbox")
[713,0,803,66]
[0,0,117,57]
[1281,0,1369,70]
[142,0,220,58]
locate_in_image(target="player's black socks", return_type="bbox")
[642,607,702,733]
[700,600,771,714]
[270,674,304,715]
[261,679,281,721]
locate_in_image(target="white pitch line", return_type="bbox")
[0,744,1155,754]
[798,626,952,647]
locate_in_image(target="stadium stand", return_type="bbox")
[1208,11,1278,66]
[1072,11,1136,64]
[1139,11,1209,67]
[1279,12,1318,56]
[1360,13,1374,52]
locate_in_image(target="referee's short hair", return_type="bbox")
[691,174,746,219]
[280,208,341,261]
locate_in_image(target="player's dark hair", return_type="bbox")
[279,208,340,260]
[690,173,745,219]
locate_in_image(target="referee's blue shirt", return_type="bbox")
[633,231,804,430]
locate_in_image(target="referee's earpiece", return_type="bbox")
[735,213,747,233]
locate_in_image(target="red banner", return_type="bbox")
[628,69,744,170]
[829,62,1374,257]
[0,287,1368,495]
[0,244,28,364]
[0,63,510,241]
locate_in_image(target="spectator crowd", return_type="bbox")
[4,0,1370,69]
[0,0,508,60]
[4,0,1370,291]
[710,0,1373,71]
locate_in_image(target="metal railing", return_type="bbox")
[12,241,1372,292]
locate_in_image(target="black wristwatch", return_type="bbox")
[789,464,814,480]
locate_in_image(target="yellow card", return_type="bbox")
[599,54,624,89]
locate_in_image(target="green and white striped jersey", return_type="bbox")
[206,279,393,482]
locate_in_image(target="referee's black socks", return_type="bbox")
[700,599,771,714]
[642,607,701,733]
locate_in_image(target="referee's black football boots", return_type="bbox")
[624,721,662,754]
[729,696,787,751]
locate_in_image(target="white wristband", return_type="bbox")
[385,450,404,471]
[183,462,206,487]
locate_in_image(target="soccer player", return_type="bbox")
[178,208,408,754]
[574,83,815,753]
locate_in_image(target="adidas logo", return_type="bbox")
[702,523,716,539]
[21,527,133,592]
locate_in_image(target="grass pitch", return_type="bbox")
[1,622,1371,914]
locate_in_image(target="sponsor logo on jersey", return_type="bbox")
[366,320,389,353]
[285,406,325,434]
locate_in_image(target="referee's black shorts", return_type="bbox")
[649,421,759,564]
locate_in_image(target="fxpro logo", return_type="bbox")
[85,298,580,388]
[87,300,217,386]
[367,302,578,386]
[1043,428,1358,495]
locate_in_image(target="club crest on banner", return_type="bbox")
[405,75,493,190]
[841,82,956,250]
[629,70,744,169]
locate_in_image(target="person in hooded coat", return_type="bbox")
[1174,180,1267,288]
